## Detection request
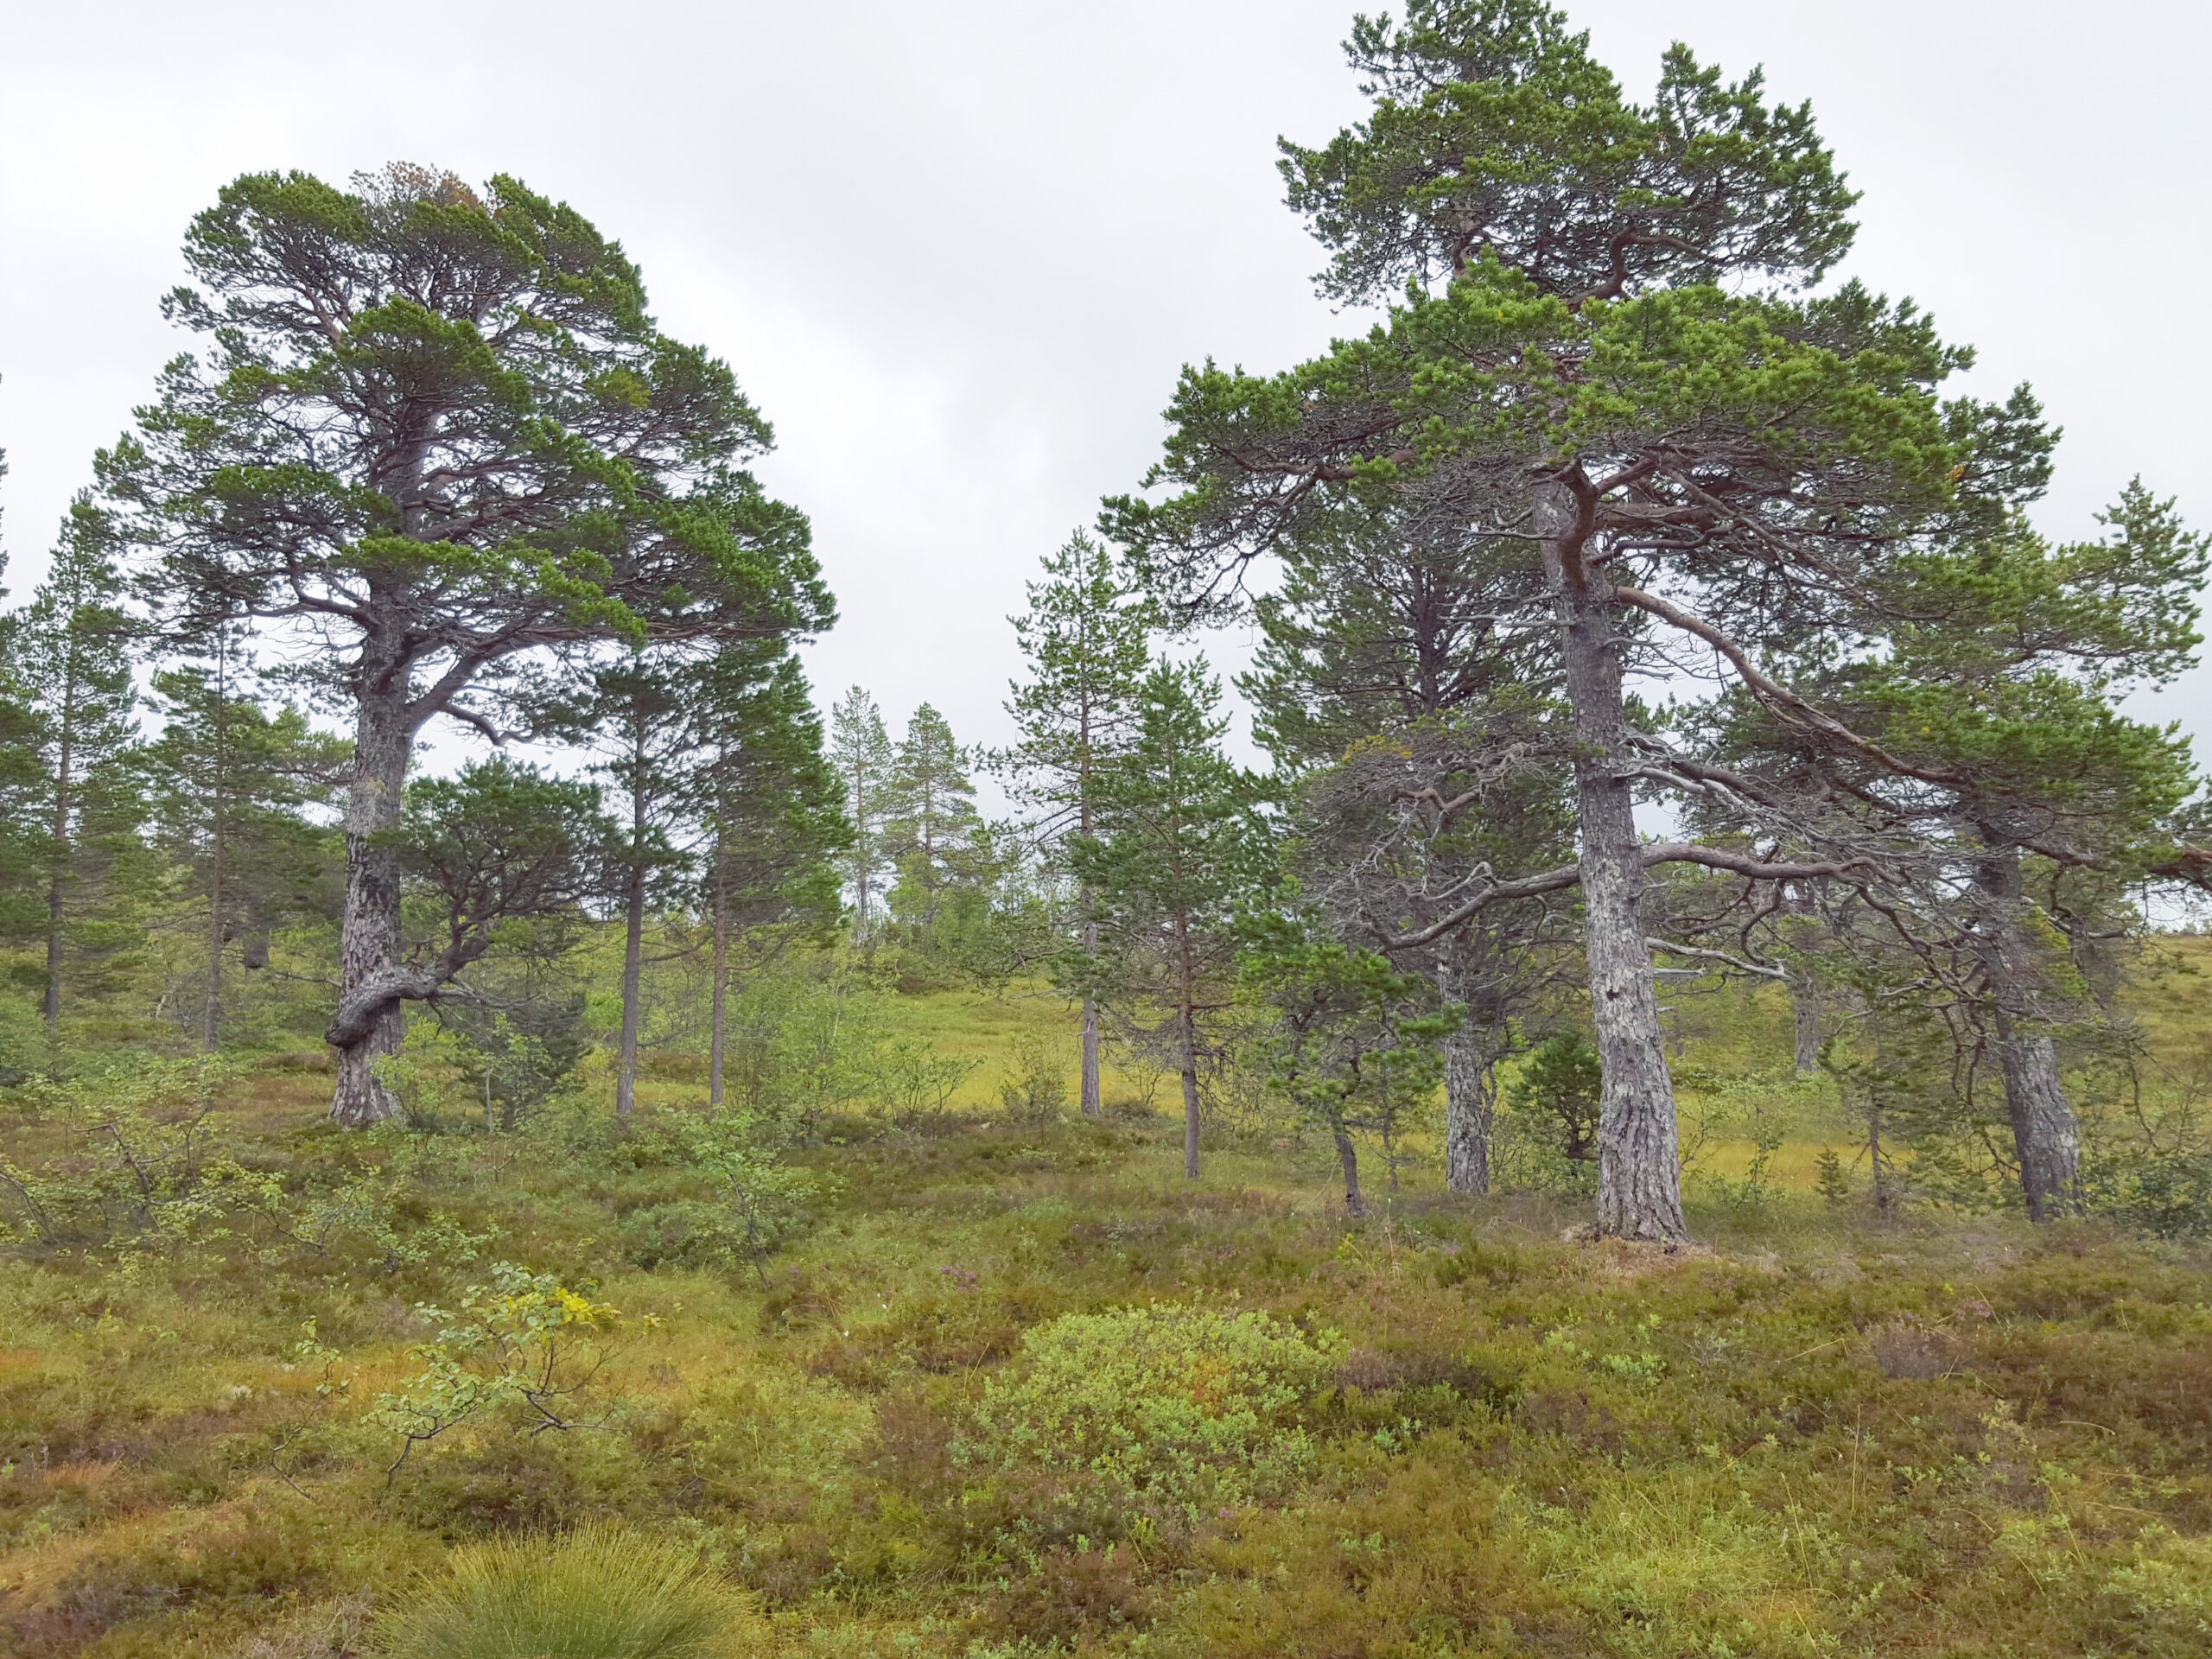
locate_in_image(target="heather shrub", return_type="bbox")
[956,1305,1342,1521]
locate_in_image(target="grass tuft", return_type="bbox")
[377,1527,766,1659]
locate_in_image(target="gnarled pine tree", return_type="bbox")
[104,166,829,1123]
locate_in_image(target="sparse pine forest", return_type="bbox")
[3,4,2211,1656]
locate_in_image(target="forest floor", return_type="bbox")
[2,968,2210,1659]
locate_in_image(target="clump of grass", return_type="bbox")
[377,1527,766,1659]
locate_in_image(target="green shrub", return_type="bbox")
[2082,1149,2212,1238]
[956,1305,1342,1522]
[377,1526,766,1659]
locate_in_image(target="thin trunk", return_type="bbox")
[1791,980,1821,1077]
[202,645,229,1056]
[329,687,411,1126]
[616,808,646,1120]
[41,668,79,1050]
[1443,1026,1494,1195]
[203,808,225,1055]
[1335,1125,1365,1217]
[1544,484,1688,1243]
[1177,910,1200,1180]
[854,768,871,948]
[709,817,728,1112]
[1976,845,2080,1221]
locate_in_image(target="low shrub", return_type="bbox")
[955,1305,1342,1522]
[376,1526,767,1659]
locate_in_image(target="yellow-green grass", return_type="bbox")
[3,957,2209,1659]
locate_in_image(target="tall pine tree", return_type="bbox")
[104,165,830,1124]
[1073,659,1266,1179]
[1001,532,1155,1115]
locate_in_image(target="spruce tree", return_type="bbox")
[1001,532,1155,1115]
[103,165,830,1124]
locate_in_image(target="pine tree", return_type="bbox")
[887,703,982,944]
[1001,532,1155,1114]
[541,651,705,1118]
[143,630,346,1050]
[103,165,830,1124]
[698,645,849,1109]
[1109,1,2063,1240]
[1238,494,1576,1192]
[1072,660,1267,1179]
[828,687,897,947]
[15,502,141,1057]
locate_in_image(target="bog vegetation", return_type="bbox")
[2,2,2209,1654]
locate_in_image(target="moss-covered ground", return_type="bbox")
[2,969,2209,1659]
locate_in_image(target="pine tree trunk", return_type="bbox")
[1976,845,2081,1221]
[1335,1125,1365,1217]
[1544,485,1688,1243]
[1081,994,1103,1117]
[329,690,410,1126]
[1791,981,1821,1077]
[616,866,645,1119]
[41,680,77,1052]
[203,810,225,1055]
[1177,914,1201,1180]
[1080,907,1103,1117]
[709,823,728,1112]
[1443,1026,1493,1194]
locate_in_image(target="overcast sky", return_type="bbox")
[3,0,2207,771]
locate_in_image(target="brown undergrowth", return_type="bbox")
[0,1069,2207,1659]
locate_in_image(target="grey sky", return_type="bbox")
[3,0,2206,766]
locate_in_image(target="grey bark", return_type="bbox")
[1335,1126,1366,1217]
[1791,981,1821,1077]
[1975,844,2081,1221]
[1543,484,1688,1243]
[615,866,645,1119]
[1443,1026,1495,1195]
[1081,988,1103,1117]
[709,822,728,1111]
[1178,1011,1202,1181]
[329,683,411,1126]
[202,640,231,1056]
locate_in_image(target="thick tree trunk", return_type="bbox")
[1081,993,1103,1117]
[1443,1026,1494,1195]
[616,868,645,1119]
[1544,486,1688,1243]
[1335,1125,1365,1217]
[1178,1020,1202,1180]
[709,824,728,1112]
[329,690,411,1126]
[1975,845,2081,1221]
[1791,981,1821,1077]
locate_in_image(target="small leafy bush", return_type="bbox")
[377,1526,766,1659]
[955,1305,1342,1521]
[372,1264,622,1480]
